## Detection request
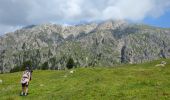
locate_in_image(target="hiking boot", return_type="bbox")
[20,92,24,96]
[24,93,28,96]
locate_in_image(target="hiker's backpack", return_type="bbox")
[21,71,30,84]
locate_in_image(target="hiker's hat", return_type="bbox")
[25,67,29,70]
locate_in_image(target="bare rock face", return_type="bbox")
[0,20,170,72]
[97,20,127,30]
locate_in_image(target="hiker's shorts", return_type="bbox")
[22,82,29,87]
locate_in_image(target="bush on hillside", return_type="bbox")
[10,66,20,73]
[10,60,33,73]
[41,62,49,70]
[21,60,33,71]
[66,58,75,69]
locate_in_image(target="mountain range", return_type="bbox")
[0,20,170,72]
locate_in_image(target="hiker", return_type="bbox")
[20,67,32,96]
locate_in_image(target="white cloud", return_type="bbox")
[0,24,21,35]
[0,0,170,34]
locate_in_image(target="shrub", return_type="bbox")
[10,66,20,73]
[41,62,49,70]
[10,60,33,73]
[66,58,75,69]
[21,60,33,71]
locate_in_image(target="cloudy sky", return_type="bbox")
[0,0,170,35]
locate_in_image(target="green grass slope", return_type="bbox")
[0,59,170,100]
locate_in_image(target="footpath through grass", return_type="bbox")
[0,59,170,100]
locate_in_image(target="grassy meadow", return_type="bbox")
[0,59,170,100]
